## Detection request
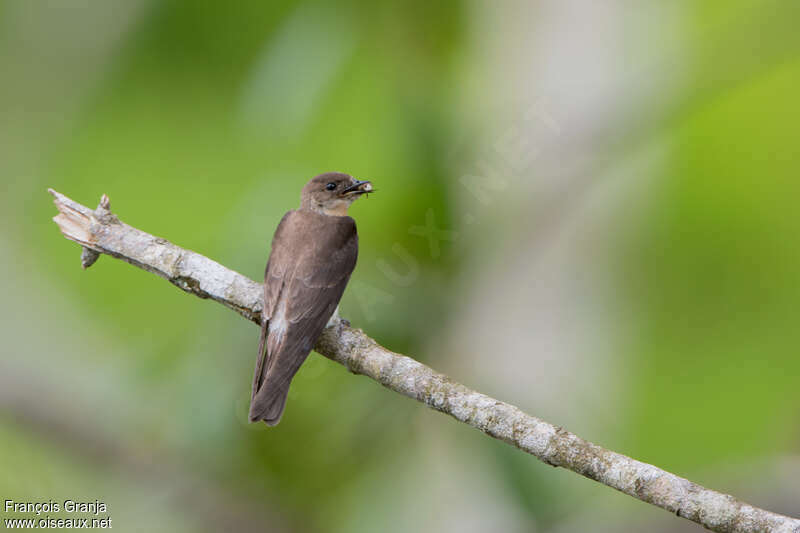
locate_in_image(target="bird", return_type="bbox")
[249,172,373,425]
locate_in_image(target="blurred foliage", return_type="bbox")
[624,56,800,471]
[1,1,799,531]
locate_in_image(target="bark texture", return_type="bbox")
[49,189,800,533]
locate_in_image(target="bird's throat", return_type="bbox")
[317,202,350,217]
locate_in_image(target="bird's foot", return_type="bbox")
[335,317,351,338]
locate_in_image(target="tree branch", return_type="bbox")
[48,189,799,533]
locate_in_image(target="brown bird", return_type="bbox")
[249,172,373,425]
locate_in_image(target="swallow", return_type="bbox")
[249,172,373,425]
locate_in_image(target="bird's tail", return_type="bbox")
[251,315,270,404]
[250,316,290,426]
[249,382,290,426]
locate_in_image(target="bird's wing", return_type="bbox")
[250,212,358,423]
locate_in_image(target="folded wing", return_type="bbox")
[250,210,358,425]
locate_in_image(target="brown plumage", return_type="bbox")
[249,172,373,425]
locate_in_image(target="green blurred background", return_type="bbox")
[1,1,799,531]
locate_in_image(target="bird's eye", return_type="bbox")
[325,182,337,191]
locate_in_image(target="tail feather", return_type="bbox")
[249,383,290,426]
[250,309,294,426]
[251,315,270,403]
[250,314,289,425]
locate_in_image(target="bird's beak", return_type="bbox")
[341,179,373,196]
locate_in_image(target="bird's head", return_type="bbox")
[301,172,373,216]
